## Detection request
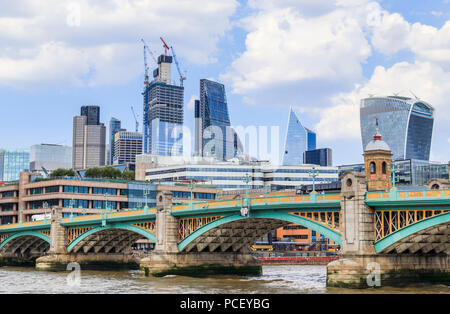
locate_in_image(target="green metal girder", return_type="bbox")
[178,211,342,251]
[0,231,50,250]
[373,212,450,253]
[66,223,156,252]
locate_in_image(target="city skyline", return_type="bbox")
[0,1,449,167]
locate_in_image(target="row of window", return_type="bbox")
[1,191,15,198]
[172,191,216,200]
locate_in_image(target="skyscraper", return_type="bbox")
[143,55,184,156]
[113,131,143,165]
[109,117,125,165]
[360,96,435,161]
[304,148,332,167]
[282,107,316,166]
[72,108,106,170]
[195,79,237,161]
[0,149,29,182]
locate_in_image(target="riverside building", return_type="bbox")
[0,172,219,225]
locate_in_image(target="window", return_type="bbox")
[45,186,60,193]
[370,162,376,174]
[382,162,387,174]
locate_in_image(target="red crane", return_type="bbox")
[160,37,170,56]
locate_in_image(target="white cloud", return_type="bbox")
[315,61,450,142]
[186,95,198,110]
[222,4,372,95]
[0,0,239,88]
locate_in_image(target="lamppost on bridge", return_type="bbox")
[143,188,151,214]
[309,166,319,201]
[69,198,75,221]
[241,173,251,217]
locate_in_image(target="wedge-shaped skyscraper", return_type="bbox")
[282,107,316,166]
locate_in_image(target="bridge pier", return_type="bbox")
[140,191,261,277]
[327,172,450,288]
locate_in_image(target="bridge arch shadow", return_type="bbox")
[178,212,342,253]
[0,231,50,256]
[67,223,156,254]
[374,212,450,254]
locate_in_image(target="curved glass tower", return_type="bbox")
[360,96,434,161]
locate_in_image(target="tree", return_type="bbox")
[50,168,76,177]
[122,170,135,181]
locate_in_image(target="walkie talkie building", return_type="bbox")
[360,96,434,161]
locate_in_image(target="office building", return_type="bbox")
[0,172,220,225]
[29,144,72,175]
[0,149,29,182]
[282,107,316,165]
[72,107,106,170]
[195,79,238,161]
[137,155,339,191]
[360,96,435,161]
[143,54,184,156]
[113,131,143,165]
[304,148,333,167]
[109,117,125,165]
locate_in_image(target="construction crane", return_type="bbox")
[171,45,187,87]
[131,106,139,132]
[160,37,170,56]
[141,38,157,86]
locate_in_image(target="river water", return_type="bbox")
[0,265,448,294]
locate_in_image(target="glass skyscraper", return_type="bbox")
[360,96,435,161]
[195,79,237,161]
[0,149,30,182]
[304,148,332,166]
[109,117,125,165]
[282,108,316,166]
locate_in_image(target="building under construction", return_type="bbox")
[141,38,185,156]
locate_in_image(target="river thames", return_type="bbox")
[0,265,448,294]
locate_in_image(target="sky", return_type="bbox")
[0,0,449,166]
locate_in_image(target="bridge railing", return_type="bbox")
[0,219,50,230]
[171,193,342,212]
[366,188,450,201]
[61,207,157,223]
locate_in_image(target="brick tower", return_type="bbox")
[363,122,392,192]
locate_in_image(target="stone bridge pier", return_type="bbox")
[139,191,262,277]
[327,172,449,288]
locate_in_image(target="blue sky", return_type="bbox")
[0,0,449,166]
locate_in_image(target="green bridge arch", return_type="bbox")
[374,212,450,253]
[178,211,342,251]
[0,231,51,250]
[67,223,156,253]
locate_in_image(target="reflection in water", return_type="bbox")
[0,265,448,294]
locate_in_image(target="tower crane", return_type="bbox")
[141,38,157,86]
[131,106,139,132]
[171,45,187,87]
